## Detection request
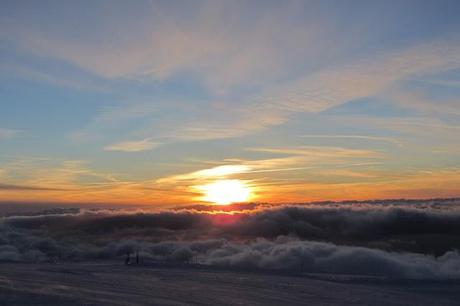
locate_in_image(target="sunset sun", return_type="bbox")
[199,180,252,205]
[2,1,460,305]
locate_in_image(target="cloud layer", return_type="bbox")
[1,200,460,279]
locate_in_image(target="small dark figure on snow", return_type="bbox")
[125,251,131,265]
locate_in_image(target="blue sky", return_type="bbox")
[1,0,460,205]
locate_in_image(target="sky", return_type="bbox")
[1,0,460,207]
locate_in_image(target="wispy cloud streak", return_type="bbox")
[104,138,160,152]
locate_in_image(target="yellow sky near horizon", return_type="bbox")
[1,157,459,207]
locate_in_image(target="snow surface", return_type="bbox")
[0,262,459,305]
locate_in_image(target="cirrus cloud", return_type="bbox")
[104,138,160,152]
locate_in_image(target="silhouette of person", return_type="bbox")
[125,251,131,265]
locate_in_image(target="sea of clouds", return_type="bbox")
[1,199,460,279]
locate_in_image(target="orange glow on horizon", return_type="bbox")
[0,169,459,206]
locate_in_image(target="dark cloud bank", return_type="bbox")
[1,199,460,279]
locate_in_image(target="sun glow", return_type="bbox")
[198,179,252,205]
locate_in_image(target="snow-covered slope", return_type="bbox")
[0,262,458,306]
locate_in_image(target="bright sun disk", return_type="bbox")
[199,179,251,205]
